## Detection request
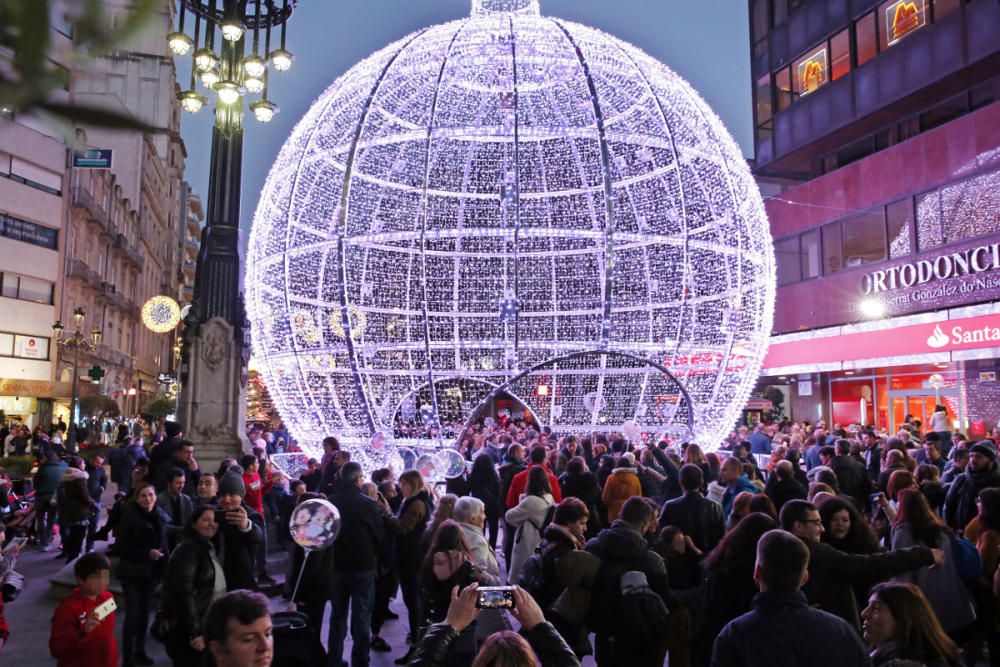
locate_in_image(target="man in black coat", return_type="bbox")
[711,529,869,667]
[764,460,807,514]
[944,440,1000,533]
[587,497,686,667]
[658,464,724,552]
[329,461,386,667]
[84,452,108,552]
[216,468,264,591]
[320,450,351,497]
[499,444,527,570]
[149,420,183,490]
[829,439,871,509]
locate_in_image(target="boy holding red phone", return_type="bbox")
[49,552,118,667]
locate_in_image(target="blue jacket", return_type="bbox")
[34,460,68,496]
[721,475,758,520]
[711,591,870,667]
[748,431,772,455]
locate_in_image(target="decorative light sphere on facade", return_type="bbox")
[142,296,182,333]
[247,0,775,461]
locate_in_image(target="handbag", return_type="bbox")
[951,534,982,588]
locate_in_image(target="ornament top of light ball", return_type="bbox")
[247,0,775,461]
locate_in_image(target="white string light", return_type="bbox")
[246,2,775,461]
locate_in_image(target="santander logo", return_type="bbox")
[926,324,950,349]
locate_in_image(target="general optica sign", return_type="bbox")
[764,311,1000,370]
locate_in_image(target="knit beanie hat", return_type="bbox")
[620,570,649,594]
[165,421,183,439]
[970,440,997,462]
[219,467,246,497]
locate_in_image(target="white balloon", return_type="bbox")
[435,448,466,478]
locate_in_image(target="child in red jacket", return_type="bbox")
[49,552,118,667]
[241,454,265,515]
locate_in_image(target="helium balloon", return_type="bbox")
[415,453,439,480]
[436,448,467,479]
[388,447,417,474]
[289,498,341,551]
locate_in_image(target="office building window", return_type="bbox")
[830,28,851,80]
[755,74,773,128]
[933,0,961,20]
[0,331,50,360]
[793,47,829,96]
[775,236,801,286]
[775,67,793,111]
[856,12,878,66]
[886,199,914,258]
[773,0,787,25]
[752,0,770,43]
[801,229,822,279]
[879,0,927,50]
[842,210,887,267]
[823,224,843,274]
[0,272,55,305]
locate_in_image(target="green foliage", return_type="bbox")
[0,0,160,129]
[78,393,120,419]
[762,386,786,418]
[0,454,34,476]
[140,397,176,419]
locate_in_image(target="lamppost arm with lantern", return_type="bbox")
[168,0,299,464]
[53,307,102,451]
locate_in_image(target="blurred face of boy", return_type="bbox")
[79,569,110,598]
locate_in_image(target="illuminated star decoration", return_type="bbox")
[246,0,775,466]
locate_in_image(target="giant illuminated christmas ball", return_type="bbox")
[247,0,775,462]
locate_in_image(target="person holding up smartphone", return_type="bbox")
[49,553,119,667]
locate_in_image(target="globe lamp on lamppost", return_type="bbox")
[53,308,101,451]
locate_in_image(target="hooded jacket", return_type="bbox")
[57,468,95,524]
[601,467,641,524]
[49,587,118,667]
[944,463,1000,533]
[584,519,675,631]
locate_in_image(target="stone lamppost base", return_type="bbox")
[177,316,249,474]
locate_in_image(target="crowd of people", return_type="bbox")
[0,411,999,666]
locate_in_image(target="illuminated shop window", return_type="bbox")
[879,0,927,50]
[793,47,828,96]
[775,67,794,110]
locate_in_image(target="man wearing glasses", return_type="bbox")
[779,499,943,632]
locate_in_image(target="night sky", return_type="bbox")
[179,0,752,240]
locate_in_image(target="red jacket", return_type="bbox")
[243,471,264,514]
[49,588,118,667]
[505,464,562,509]
[0,595,9,640]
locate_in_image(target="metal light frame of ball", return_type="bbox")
[456,348,695,442]
[246,0,776,465]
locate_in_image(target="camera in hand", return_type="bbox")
[476,586,516,610]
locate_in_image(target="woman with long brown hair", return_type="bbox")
[861,581,959,666]
[891,489,976,638]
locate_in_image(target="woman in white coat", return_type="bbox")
[504,466,555,583]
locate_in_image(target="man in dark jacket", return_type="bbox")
[320,450,351,497]
[84,453,108,552]
[780,499,943,630]
[764,460,806,513]
[330,461,386,667]
[34,451,68,551]
[659,464,724,552]
[586,497,686,667]
[944,440,1000,533]
[711,529,869,667]
[829,439,871,508]
[499,444,528,571]
[149,420,183,489]
[216,468,264,591]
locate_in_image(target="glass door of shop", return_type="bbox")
[888,388,961,435]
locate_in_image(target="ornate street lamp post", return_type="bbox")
[53,307,101,451]
[168,0,298,467]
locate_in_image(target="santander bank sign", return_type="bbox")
[764,311,1000,371]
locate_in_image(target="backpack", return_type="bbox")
[951,534,982,587]
[617,584,669,645]
[517,548,547,598]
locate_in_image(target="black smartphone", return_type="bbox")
[476,586,516,610]
[215,509,237,523]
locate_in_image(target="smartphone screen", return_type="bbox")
[476,586,516,610]
[93,597,117,621]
